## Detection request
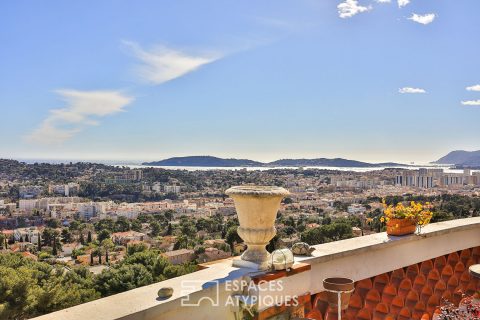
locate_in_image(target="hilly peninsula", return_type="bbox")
[143,156,408,168]
[435,150,480,166]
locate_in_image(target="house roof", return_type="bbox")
[163,249,194,257]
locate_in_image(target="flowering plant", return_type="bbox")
[381,200,433,227]
[437,296,480,319]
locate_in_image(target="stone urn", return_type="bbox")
[225,186,289,270]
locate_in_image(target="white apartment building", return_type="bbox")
[164,185,181,194]
[19,185,44,199]
[0,200,15,212]
[347,204,366,215]
[49,183,80,196]
[19,199,38,212]
[78,201,110,220]
[14,227,40,244]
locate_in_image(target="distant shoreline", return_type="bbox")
[121,164,469,174]
[141,155,414,168]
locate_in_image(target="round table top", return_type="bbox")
[469,264,480,279]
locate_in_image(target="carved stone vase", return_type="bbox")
[225,185,289,270]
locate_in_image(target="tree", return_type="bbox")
[94,218,115,232]
[79,232,85,245]
[150,221,161,237]
[97,229,111,242]
[164,210,174,221]
[301,221,354,245]
[282,197,294,204]
[127,243,148,256]
[166,223,173,236]
[52,237,58,256]
[61,229,72,243]
[94,264,153,297]
[0,233,4,250]
[225,226,242,251]
[0,253,99,319]
[101,239,114,265]
[69,220,81,231]
[114,217,130,232]
[130,219,142,232]
[180,221,197,237]
[37,235,42,251]
[42,228,59,247]
[173,235,194,250]
[87,231,92,243]
[46,219,61,228]
[266,234,279,252]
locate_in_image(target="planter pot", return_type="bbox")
[386,218,416,236]
[323,277,354,310]
[225,186,289,270]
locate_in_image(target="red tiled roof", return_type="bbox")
[305,246,480,320]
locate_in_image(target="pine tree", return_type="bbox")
[98,252,102,264]
[25,234,29,243]
[87,231,92,243]
[79,232,85,245]
[37,235,42,251]
[105,249,109,264]
[52,237,58,256]
[90,252,94,265]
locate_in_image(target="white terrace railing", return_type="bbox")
[32,217,480,320]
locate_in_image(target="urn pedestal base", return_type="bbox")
[232,256,270,271]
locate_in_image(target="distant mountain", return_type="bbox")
[435,150,480,166]
[269,158,407,168]
[143,156,408,168]
[142,156,264,167]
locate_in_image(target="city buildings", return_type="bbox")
[395,168,480,189]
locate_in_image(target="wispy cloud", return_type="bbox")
[399,87,426,94]
[461,100,480,106]
[397,0,410,8]
[466,84,480,92]
[26,90,134,144]
[376,0,391,3]
[408,13,436,25]
[123,41,221,85]
[337,0,372,19]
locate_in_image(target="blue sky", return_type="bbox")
[1,0,479,163]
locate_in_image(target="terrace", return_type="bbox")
[32,217,480,320]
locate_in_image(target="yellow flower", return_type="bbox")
[381,200,432,229]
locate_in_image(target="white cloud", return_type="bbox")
[461,100,480,106]
[337,0,372,19]
[466,84,480,92]
[123,41,221,85]
[397,0,410,8]
[408,13,436,25]
[26,90,134,144]
[399,87,426,94]
[376,0,391,3]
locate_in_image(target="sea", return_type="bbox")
[16,158,474,174]
[118,164,472,174]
